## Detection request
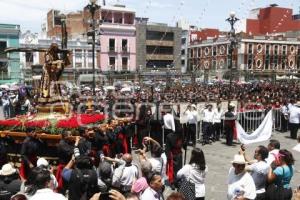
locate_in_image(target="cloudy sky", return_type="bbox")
[0,0,299,33]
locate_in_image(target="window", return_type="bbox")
[190,49,194,57]
[282,56,287,69]
[181,49,185,55]
[109,57,115,69]
[213,46,217,56]
[0,41,7,59]
[181,59,185,65]
[122,39,128,52]
[109,39,115,52]
[266,45,270,55]
[25,52,33,62]
[274,45,278,55]
[248,44,253,54]
[181,38,186,45]
[197,48,201,57]
[265,58,270,70]
[122,57,128,70]
[282,46,287,55]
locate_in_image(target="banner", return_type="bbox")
[237,110,273,145]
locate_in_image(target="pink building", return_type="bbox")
[99,5,136,72]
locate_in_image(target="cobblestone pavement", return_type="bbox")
[161,131,300,200]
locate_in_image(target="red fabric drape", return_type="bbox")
[167,153,174,184]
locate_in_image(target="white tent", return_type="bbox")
[276,75,289,80]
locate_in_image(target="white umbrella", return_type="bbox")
[121,87,131,93]
[83,86,91,90]
[0,85,9,90]
[105,86,115,90]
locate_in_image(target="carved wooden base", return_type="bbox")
[36,102,71,114]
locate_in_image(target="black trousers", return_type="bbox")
[289,123,299,139]
[202,122,213,142]
[255,192,266,200]
[225,126,234,146]
[187,123,196,145]
[213,122,221,140]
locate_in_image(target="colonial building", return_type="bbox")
[188,34,300,81]
[0,24,21,84]
[99,5,136,72]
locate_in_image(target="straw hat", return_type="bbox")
[0,164,17,176]
[231,154,246,165]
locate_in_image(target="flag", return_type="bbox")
[237,110,273,145]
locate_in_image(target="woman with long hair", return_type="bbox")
[177,148,207,200]
[267,149,295,200]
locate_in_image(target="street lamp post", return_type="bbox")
[226,12,239,98]
[86,0,100,96]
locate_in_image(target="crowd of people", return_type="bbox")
[0,80,299,199]
[0,129,297,200]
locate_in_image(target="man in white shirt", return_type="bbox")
[201,104,214,144]
[111,154,139,193]
[213,105,223,141]
[227,155,256,200]
[163,107,175,144]
[244,146,269,199]
[184,104,198,146]
[288,100,300,139]
[140,173,164,200]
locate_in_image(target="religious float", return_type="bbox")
[0,42,108,144]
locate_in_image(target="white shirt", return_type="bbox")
[163,113,175,132]
[185,110,198,124]
[177,164,207,198]
[140,187,163,200]
[112,159,139,187]
[202,109,214,123]
[148,153,168,181]
[213,109,223,123]
[266,149,279,166]
[246,161,269,193]
[288,104,300,124]
[227,167,256,200]
[29,188,66,200]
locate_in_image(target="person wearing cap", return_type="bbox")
[36,158,58,191]
[0,163,21,199]
[227,154,256,200]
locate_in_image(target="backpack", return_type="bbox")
[0,184,11,200]
[73,169,98,200]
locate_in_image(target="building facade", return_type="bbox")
[136,19,182,71]
[99,5,136,72]
[0,24,21,84]
[246,4,300,35]
[188,34,300,81]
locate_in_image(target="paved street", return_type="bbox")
[162,131,300,199]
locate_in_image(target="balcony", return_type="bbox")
[108,47,117,53]
[146,40,174,47]
[121,46,129,53]
[146,54,174,60]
